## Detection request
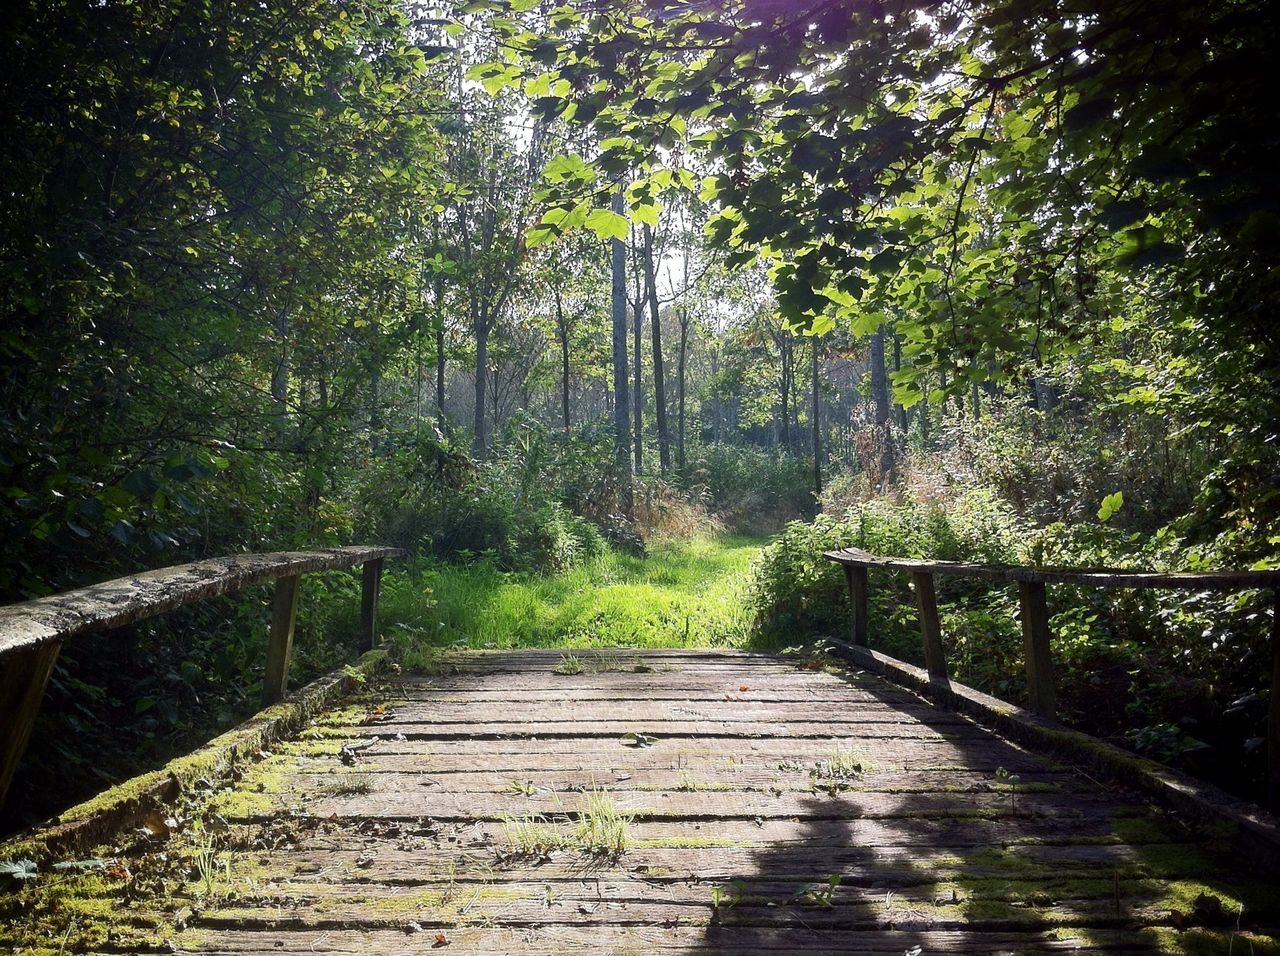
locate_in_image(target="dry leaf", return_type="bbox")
[739,685,750,692]
[433,932,450,947]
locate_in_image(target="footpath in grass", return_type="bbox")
[380,535,766,658]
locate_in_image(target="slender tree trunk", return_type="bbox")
[434,279,446,427]
[472,306,489,458]
[632,292,643,473]
[554,287,571,431]
[677,307,688,473]
[710,346,721,442]
[610,187,632,517]
[811,336,822,502]
[369,318,383,451]
[892,333,908,434]
[643,224,671,474]
[779,334,792,452]
[869,325,894,485]
[272,308,289,440]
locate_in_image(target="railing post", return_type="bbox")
[0,639,62,811]
[360,557,385,653]
[911,571,948,684]
[262,574,301,706]
[1018,581,1057,720]
[1269,589,1280,813]
[843,564,869,647]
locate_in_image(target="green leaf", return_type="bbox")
[0,859,38,881]
[630,202,660,228]
[584,208,629,242]
[1097,491,1124,523]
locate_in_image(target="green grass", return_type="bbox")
[381,534,765,655]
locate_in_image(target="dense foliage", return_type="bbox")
[2,0,1277,827]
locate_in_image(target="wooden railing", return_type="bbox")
[824,547,1280,812]
[0,546,403,811]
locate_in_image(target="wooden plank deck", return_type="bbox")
[6,648,1279,953]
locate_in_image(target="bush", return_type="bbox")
[744,487,1275,800]
[681,444,816,533]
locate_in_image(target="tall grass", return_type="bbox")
[380,535,763,657]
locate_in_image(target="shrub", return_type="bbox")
[745,487,1275,800]
[681,444,815,533]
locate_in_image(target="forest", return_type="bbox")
[1,0,1277,837]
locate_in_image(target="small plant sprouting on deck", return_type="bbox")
[502,814,572,856]
[676,768,697,792]
[710,880,748,910]
[553,652,585,675]
[193,831,231,900]
[576,790,632,856]
[791,874,842,908]
[509,779,538,797]
[815,745,865,780]
[321,771,375,797]
[995,767,1022,812]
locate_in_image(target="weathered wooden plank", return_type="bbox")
[911,571,949,685]
[1018,580,1056,719]
[318,700,969,725]
[185,925,1167,955]
[315,719,986,741]
[218,784,1135,823]
[825,546,1280,590]
[286,745,1053,776]
[262,574,301,706]
[0,545,403,658]
[190,887,1203,933]
[844,563,869,647]
[287,734,1044,765]
[254,839,1216,885]
[358,557,385,653]
[276,767,1078,795]
[0,637,62,810]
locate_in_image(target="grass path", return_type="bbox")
[381,535,766,660]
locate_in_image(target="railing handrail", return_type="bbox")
[0,544,403,814]
[0,546,402,659]
[825,546,1280,590]
[823,546,1280,814]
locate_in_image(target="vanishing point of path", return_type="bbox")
[157,648,1276,954]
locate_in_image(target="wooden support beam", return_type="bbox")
[1018,581,1056,720]
[262,575,301,707]
[0,638,62,811]
[1269,590,1280,814]
[843,565,869,647]
[360,557,385,653]
[911,571,948,684]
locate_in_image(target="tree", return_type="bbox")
[609,186,633,516]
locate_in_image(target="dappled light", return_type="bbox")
[2,0,1279,950]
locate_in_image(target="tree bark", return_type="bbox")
[811,336,822,502]
[610,187,633,517]
[643,223,671,474]
[892,332,908,434]
[472,306,489,458]
[434,278,446,427]
[554,286,570,431]
[677,307,688,473]
[869,324,894,485]
[632,283,643,474]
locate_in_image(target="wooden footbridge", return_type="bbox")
[2,547,1280,953]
